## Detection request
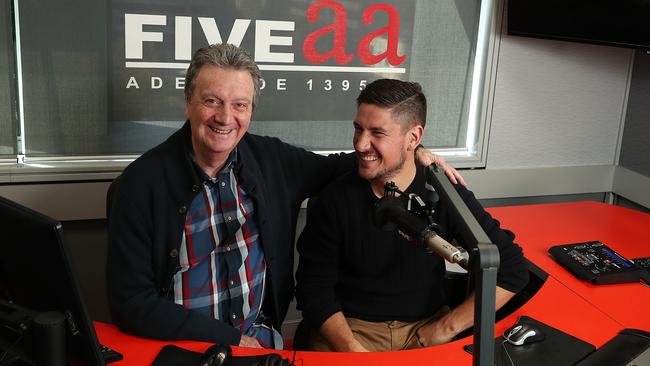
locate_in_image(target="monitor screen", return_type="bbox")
[0,196,105,366]
[508,0,650,51]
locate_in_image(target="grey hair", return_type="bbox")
[184,43,262,106]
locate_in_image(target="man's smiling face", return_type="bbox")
[353,103,411,184]
[185,65,254,166]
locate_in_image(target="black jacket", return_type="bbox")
[107,122,353,345]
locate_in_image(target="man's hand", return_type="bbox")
[347,340,371,352]
[239,335,264,348]
[417,318,458,347]
[418,287,516,347]
[320,312,370,352]
[414,147,466,186]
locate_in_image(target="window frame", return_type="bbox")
[2,0,500,178]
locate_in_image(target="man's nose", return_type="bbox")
[215,106,234,124]
[354,133,370,151]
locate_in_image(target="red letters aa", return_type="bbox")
[358,4,406,66]
[302,0,354,65]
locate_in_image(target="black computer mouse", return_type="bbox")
[198,344,231,366]
[503,323,545,346]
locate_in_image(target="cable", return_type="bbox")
[500,339,515,366]
[290,349,297,366]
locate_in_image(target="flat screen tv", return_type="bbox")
[0,196,113,365]
[508,0,650,51]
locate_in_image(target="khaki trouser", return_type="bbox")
[309,306,451,352]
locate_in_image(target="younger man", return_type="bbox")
[296,79,529,352]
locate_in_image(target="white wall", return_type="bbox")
[487,30,633,169]
[449,4,642,203]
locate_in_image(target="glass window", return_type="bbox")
[0,0,16,158]
[17,0,489,163]
[249,0,482,156]
[20,0,114,156]
[410,0,479,151]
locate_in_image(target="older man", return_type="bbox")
[296,79,529,352]
[107,44,462,349]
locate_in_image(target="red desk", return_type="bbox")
[96,201,649,365]
[487,201,650,330]
[96,276,621,365]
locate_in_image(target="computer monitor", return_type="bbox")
[0,196,105,365]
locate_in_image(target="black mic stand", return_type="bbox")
[425,164,499,366]
[0,299,67,366]
[0,299,34,364]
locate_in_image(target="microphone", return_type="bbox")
[423,231,467,268]
[374,193,467,268]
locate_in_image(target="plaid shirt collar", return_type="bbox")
[190,148,238,183]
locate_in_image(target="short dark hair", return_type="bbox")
[356,79,427,129]
[184,43,262,105]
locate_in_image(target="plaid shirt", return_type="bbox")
[172,150,282,349]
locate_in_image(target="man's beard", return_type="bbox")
[363,149,408,183]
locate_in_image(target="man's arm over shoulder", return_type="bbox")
[241,134,465,201]
[106,165,241,345]
[242,134,356,201]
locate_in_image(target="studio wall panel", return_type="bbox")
[487,33,632,169]
[619,51,650,178]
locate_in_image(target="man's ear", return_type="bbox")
[407,124,424,150]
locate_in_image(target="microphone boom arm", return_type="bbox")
[425,164,500,366]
